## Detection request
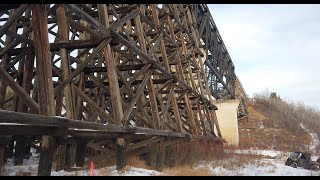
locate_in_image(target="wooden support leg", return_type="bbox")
[65,144,76,170]
[75,143,87,167]
[116,138,126,171]
[55,145,66,171]
[38,136,56,176]
[0,145,4,176]
[156,140,165,172]
[13,136,25,165]
[6,140,14,158]
[24,136,32,159]
[146,144,157,168]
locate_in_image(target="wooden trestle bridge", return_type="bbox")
[0,4,245,175]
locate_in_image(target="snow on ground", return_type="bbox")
[2,148,161,176]
[209,158,320,176]
[51,166,161,176]
[2,149,39,176]
[227,149,289,159]
[2,148,319,176]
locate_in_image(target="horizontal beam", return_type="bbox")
[83,64,157,74]
[84,78,176,88]
[0,125,66,136]
[0,110,221,141]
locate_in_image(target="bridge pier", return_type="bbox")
[213,99,240,146]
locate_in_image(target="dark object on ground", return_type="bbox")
[285,152,320,171]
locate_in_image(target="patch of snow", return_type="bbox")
[210,159,320,176]
[111,167,162,176]
[225,149,289,159]
[3,150,39,176]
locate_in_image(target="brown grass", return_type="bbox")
[15,171,32,176]
[238,91,319,152]
[127,156,149,169]
[163,165,214,176]
[165,140,223,167]
[98,169,113,176]
[84,154,116,170]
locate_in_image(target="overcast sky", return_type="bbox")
[208,4,320,110]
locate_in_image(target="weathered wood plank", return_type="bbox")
[0,145,4,175]
[73,84,115,124]
[75,143,87,167]
[0,61,40,114]
[125,137,164,152]
[146,76,161,129]
[56,6,77,171]
[0,125,67,136]
[155,140,165,172]
[171,89,182,133]
[54,38,110,96]
[32,4,56,176]
[183,94,197,134]
[98,4,126,171]
[123,71,151,124]
[0,4,30,38]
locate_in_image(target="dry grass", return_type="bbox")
[84,154,116,170]
[165,140,223,167]
[15,171,32,176]
[237,91,320,152]
[98,169,113,176]
[163,165,214,176]
[163,152,263,176]
[127,156,149,169]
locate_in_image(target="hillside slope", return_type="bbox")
[238,93,320,154]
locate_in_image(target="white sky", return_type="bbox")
[208,4,320,110]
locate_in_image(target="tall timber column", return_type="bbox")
[213,99,240,146]
[32,4,56,176]
[97,4,126,171]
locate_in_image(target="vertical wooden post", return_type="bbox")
[12,6,30,166]
[17,8,35,162]
[197,102,207,136]
[98,4,126,170]
[13,137,25,165]
[171,92,182,132]
[0,9,16,109]
[75,143,87,167]
[184,94,197,134]
[204,107,217,137]
[146,144,157,168]
[155,140,165,172]
[56,6,77,171]
[65,143,76,169]
[210,110,222,137]
[134,6,162,167]
[150,6,167,170]
[146,78,160,168]
[6,141,14,159]
[0,145,4,176]
[55,144,66,171]
[32,4,56,176]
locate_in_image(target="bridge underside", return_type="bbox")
[0,4,243,175]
